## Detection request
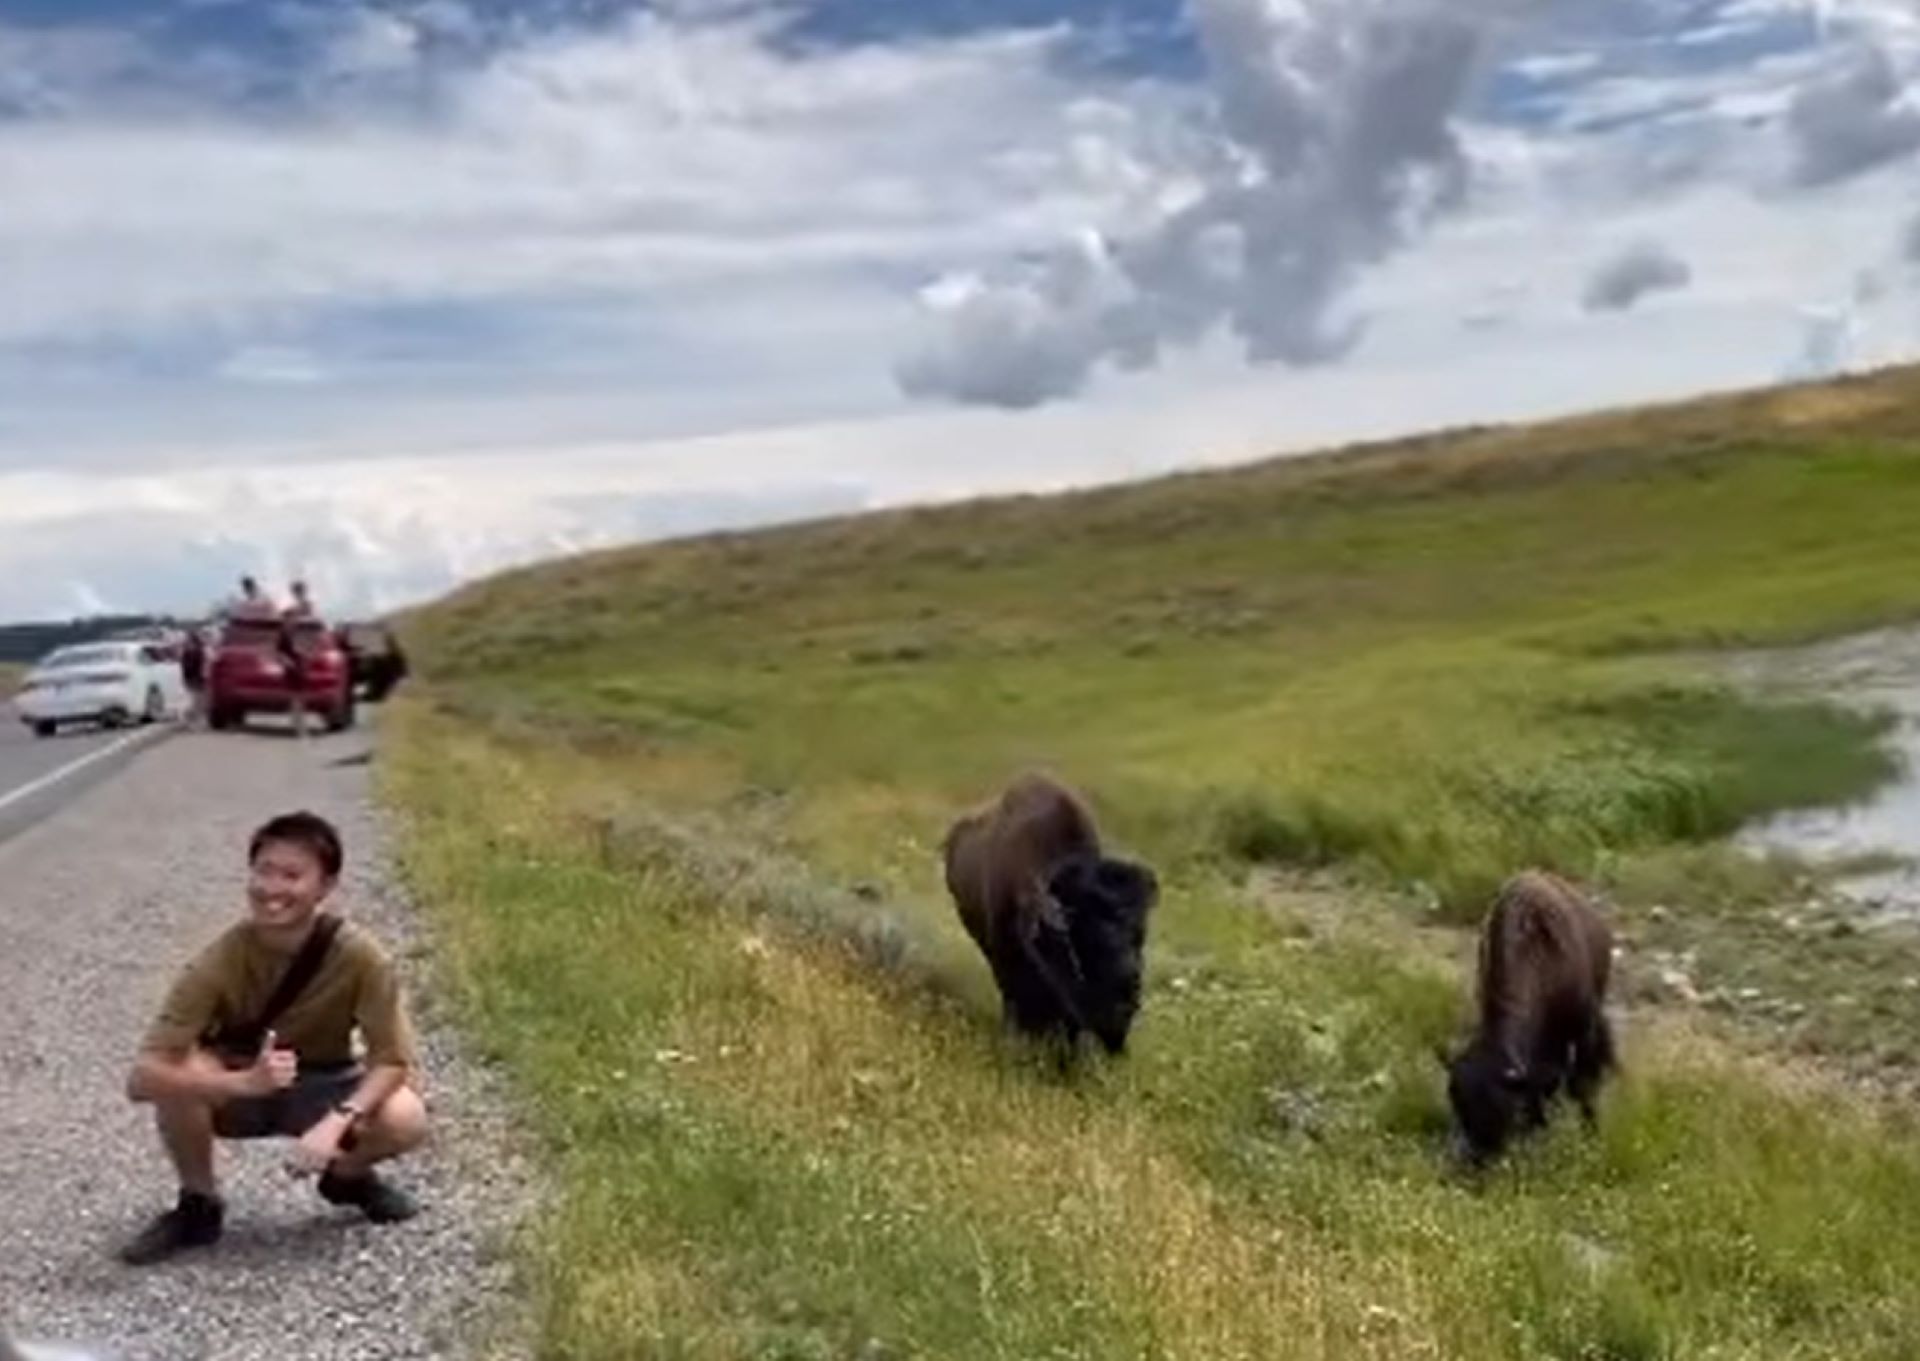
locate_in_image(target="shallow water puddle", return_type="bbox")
[1720,626,1920,923]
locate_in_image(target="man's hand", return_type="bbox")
[286,1113,349,1179]
[237,1030,298,1098]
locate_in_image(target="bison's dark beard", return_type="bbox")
[1052,854,1155,1055]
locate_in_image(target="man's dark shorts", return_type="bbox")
[214,1064,364,1141]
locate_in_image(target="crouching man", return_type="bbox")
[119,811,429,1266]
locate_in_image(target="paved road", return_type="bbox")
[0,708,175,848]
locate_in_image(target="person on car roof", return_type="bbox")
[224,576,277,623]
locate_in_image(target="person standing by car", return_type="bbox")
[277,615,311,740]
[179,627,208,730]
[280,582,321,738]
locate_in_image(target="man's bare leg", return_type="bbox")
[155,1098,220,1197]
[121,1058,232,1265]
[331,1086,430,1178]
[317,1086,429,1224]
[152,1051,228,1196]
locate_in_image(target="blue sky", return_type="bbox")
[1,0,1917,620]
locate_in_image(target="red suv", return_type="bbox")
[207,613,356,733]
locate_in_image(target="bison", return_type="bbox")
[1442,870,1617,1166]
[942,773,1159,1059]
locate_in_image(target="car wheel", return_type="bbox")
[103,707,131,729]
[209,705,238,731]
[33,720,57,738]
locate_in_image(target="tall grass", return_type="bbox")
[388,711,1920,1360]
[386,367,1920,1358]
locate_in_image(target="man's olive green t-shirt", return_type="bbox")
[140,917,420,1072]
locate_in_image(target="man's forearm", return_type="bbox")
[126,1051,242,1104]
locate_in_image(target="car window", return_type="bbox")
[221,620,330,649]
[221,622,284,647]
[44,645,129,669]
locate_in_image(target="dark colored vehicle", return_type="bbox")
[338,622,410,703]
[206,615,355,732]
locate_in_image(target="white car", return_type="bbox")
[12,641,188,737]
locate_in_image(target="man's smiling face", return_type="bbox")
[246,838,335,937]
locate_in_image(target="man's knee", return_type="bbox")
[153,1059,223,1111]
[367,1085,429,1152]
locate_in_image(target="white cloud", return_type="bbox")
[0,12,1156,347]
[891,0,1920,410]
[217,345,329,386]
[895,0,1538,408]
[1506,51,1602,81]
[323,9,423,80]
[1785,304,1862,379]
[9,168,1919,625]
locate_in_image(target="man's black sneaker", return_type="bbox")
[118,1190,224,1266]
[317,1168,419,1225]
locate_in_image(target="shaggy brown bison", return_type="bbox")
[942,773,1158,1058]
[1442,870,1617,1166]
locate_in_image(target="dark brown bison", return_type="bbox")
[1442,870,1617,1165]
[942,773,1158,1058]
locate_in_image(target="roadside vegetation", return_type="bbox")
[387,366,1920,1359]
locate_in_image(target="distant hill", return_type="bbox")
[0,615,174,665]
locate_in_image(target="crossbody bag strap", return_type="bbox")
[247,913,343,1043]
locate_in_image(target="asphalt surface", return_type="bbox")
[0,710,175,848]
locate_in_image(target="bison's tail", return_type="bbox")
[1588,1010,1618,1076]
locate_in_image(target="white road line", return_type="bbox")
[0,725,170,816]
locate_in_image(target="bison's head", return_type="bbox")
[1050,854,1158,1054]
[1443,1042,1529,1166]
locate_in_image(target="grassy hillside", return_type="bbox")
[387,365,1920,1359]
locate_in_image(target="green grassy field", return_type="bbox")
[386,366,1920,1359]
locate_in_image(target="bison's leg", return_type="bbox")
[987,950,1053,1038]
[1569,1013,1617,1130]
[1006,892,1089,1044]
[992,941,1079,1053]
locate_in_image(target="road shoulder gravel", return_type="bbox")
[0,721,538,1361]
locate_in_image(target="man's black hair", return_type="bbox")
[249,811,344,880]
